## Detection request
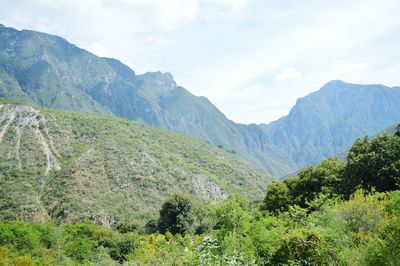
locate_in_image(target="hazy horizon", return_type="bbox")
[1,0,400,123]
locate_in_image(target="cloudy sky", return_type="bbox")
[1,0,400,124]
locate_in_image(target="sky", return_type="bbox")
[1,0,400,124]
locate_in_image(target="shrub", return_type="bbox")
[63,237,96,262]
[108,234,138,263]
[363,218,400,265]
[333,190,386,240]
[261,181,291,214]
[158,194,194,235]
[271,228,336,265]
[343,134,400,195]
[0,221,41,253]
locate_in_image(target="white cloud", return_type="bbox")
[275,67,302,81]
[213,0,251,11]
[388,63,400,75]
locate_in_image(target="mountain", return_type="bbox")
[1,24,400,178]
[0,24,290,177]
[0,102,273,225]
[260,80,400,170]
[334,123,400,162]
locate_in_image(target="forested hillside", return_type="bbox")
[0,102,273,226]
[1,126,399,265]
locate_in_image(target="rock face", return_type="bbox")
[193,174,228,200]
[0,103,273,224]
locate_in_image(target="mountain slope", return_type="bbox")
[0,102,273,225]
[1,24,400,178]
[260,80,400,170]
[0,24,293,176]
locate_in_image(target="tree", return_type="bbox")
[271,228,335,265]
[115,222,139,234]
[261,181,291,214]
[158,194,194,235]
[108,235,138,263]
[343,133,400,195]
[213,195,250,234]
[260,158,345,214]
[291,158,345,207]
[144,219,158,234]
[395,124,400,137]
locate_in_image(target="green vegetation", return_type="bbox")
[158,195,194,235]
[343,133,400,194]
[0,192,399,265]
[262,127,400,214]
[0,103,273,225]
[0,124,399,265]
[262,157,345,212]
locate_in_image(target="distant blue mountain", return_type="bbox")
[260,80,400,171]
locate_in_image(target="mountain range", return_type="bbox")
[1,23,400,178]
[260,80,400,171]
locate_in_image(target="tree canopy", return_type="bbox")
[158,194,194,235]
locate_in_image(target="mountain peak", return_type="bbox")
[103,57,136,78]
[143,71,177,90]
[321,80,348,90]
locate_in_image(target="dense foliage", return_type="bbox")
[0,128,399,265]
[343,133,400,194]
[0,190,399,265]
[263,127,400,214]
[158,195,194,235]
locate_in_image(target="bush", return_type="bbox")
[261,181,291,214]
[333,190,386,239]
[0,221,41,253]
[271,228,336,265]
[386,190,400,216]
[158,194,194,235]
[108,234,138,263]
[63,237,96,262]
[343,133,400,195]
[363,218,400,265]
[114,222,139,234]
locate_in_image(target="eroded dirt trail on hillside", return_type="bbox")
[0,104,60,175]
